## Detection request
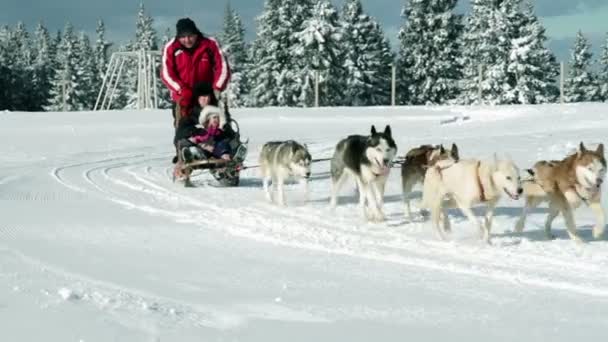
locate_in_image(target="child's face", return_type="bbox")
[198,95,210,107]
[208,115,220,127]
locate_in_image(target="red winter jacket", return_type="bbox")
[161,34,231,103]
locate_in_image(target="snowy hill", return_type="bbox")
[1,103,608,341]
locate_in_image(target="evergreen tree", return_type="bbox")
[275,0,315,106]
[0,25,12,110]
[160,27,172,45]
[74,32,97,110]
[249,0,317,107]
[9,22,35,110]
[598,33,608,101]
[249,0,288,107]
[31,22,55,110]
[396,0,463,105]
[133,2,157,51]
[155,26,173,109]
[93,19,111,103]
[46,22,79,111]
[506,1,559,104]
[459,0,513,105]
[340,0,393,106]
[294,0,345,106]
[564,31,600,102]
[221,2,250,107]
[119,2,159,109]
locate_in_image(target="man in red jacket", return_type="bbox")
[161,18,231,128]
[162,18,231,163]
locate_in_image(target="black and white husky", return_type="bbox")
[259,140,312,206]
[329,125,398,222]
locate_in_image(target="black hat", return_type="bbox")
[193,82,214,98]
[176,18,199,37]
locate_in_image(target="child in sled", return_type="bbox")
[173,81,232,163]
[184,106,232,162]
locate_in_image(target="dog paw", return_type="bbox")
[373,213,386,223]
[569,234,584,244]
[484,235,493,245]
[436,231,449,241]
[592,227,605,239]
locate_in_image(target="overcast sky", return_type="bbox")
[2,0,608,61]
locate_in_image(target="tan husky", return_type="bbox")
[421,156,523,243]
[401,144,459,219]
[515,142,606,243]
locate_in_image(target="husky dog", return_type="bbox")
[330,125,398,222]
[259,140,312,206]
[421,155,523,243]
[515,142,606,243]
[401,143,459,219]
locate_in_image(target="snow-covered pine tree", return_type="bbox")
[155,27,173,109]
[221,2,250,107]
[249,0,288,107]
[396,0,463,105]
[160,27,172,45]
[365,20,393,106]
[0,25,12,109]
[506,0,558,104]
[124,1,159,109]
[340,0,393,106]
[8,22,35,110]
[294,0,345,106]
[598,33,608,101]
[275,0,314,106]
[459,0,513,105]
[107,41,131,109]
[564,31,600,103]
[45,22,80,111]
[31,22,55,111]
[93,20,111,103]
[74,32,97,110]
[249,0,317,107]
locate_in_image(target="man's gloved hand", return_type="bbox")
[179,105,190,118]
[213,89,221,100]
[178,87,193,107]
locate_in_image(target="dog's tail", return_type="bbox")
[330,140,347,181]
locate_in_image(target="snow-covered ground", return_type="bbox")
[2,103,608,341]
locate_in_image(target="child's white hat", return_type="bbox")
[199,105,226,127]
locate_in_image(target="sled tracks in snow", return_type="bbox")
[50,150,608,298]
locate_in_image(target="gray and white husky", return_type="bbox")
[259,140,312,206]
[329,125,398,222]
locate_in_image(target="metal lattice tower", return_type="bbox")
[94,50,161,110]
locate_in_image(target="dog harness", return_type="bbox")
[475,161,487,202]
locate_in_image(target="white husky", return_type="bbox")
[421,156,523,243]
[259,140,312,206]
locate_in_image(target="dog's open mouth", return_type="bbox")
[374,158,390,176]
[504,187,519,200]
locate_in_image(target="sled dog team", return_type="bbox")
[258,125,606,244]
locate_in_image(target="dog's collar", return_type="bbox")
[573,184,591,204]
[432,161,456,173]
